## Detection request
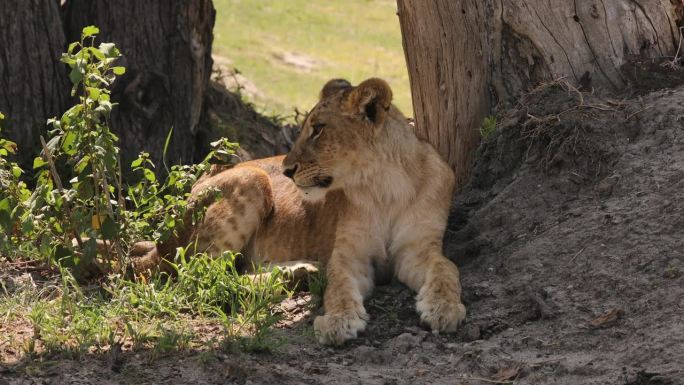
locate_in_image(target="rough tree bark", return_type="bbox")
[63,0,216,169]
[397,0,684,189]
[0,0,71,168]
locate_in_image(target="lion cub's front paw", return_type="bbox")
[416,295,466,333]
[313,312,366,345]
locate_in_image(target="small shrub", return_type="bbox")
[1,26,238,277]
[0,26,287,359]
[480,115,498,139]
[0,118,33,258]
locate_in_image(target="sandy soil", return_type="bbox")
[2,81,684,384]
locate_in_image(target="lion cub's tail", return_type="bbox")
[69,238,169,276]
[128,240,168,275]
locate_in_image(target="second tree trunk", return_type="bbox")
[398,0,684,189]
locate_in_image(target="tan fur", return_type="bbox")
[147,77,466,345]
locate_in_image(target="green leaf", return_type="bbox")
[162,126,173,172]
[60,53,76,66]
[131,158,143,168]
[63,104,83,121]
[33,157,47,169]
[87,73,110,87]
[61,131,77,154]
[99,42,119,58]
[69,66,83,85]
[67,42,79,54]
[104,151,117,170]
[100,215,118,240]
[86,87,101,100]
[21,216,33,235]
[1,140,17,154]
[112,66,126,75]
[0,199,11,233]
[164,214,175,229]
[0,198,9,213]
[46,117,57,126]
[144,168,156,183]
[99,100,113,112]
[75,155,91,173]
[82,25,100,38]
[87,47,105,61]
[11,165,22,178]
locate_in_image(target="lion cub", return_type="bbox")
[146,78,466,345]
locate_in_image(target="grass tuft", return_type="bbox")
[480,115,498,139]
[0,249,291,361]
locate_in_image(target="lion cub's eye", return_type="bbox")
[311,123,325,139]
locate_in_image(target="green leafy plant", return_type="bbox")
[2,26,239,277]
[0,26,287,359]
[125,137,237,245]
[19,25,131,274]
[307,267,327,309]
[0,116,33,257]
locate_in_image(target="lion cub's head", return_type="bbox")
[282,77,395,201]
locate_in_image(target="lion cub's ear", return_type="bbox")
[320,78,352,100]
[346,78,393,124]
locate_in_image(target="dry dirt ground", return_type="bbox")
[2,81,684,384]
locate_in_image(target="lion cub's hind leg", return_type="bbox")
[191,166,274,258]
[246,260,320,291]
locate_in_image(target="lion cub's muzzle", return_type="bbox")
[283,164,333,188]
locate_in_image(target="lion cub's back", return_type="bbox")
[236,156,342,264]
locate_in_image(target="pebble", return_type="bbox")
[351,345,393,365]
[391,332,423,353]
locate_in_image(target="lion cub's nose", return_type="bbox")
[283,164,298,179]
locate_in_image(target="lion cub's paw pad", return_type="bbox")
[313,313,366,345]
[416,298,466,333]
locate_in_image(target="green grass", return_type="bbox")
[306,266,327,309]
[0,250,291,361]
[213,0,412,118]
[480,116,498,139]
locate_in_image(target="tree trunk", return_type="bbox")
[0,0,71,169]
[63,0,216,169]
[397,0,684,189]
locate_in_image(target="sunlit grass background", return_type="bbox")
[212,0,412,119]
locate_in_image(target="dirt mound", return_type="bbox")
[3,83,683,384]
[445,81,684,384]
